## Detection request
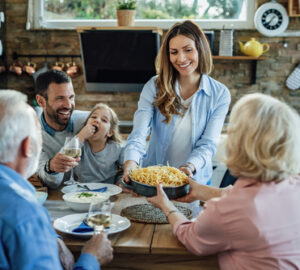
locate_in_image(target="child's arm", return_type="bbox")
[76,123,96,143]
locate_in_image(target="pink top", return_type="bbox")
[174,176,300,270]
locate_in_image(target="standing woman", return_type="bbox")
[123,20,231,184]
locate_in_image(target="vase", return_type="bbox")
[116,10,136,26]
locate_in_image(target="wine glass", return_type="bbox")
[85,199,112,234]
[62,136,81,185]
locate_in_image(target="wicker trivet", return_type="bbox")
[120,204,192,224]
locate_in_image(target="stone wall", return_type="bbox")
[2,0,300,120]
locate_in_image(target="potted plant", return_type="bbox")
[116,0,136,27]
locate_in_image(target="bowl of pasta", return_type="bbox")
[122,165,190,199]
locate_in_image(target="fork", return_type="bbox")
[77,184,92,191]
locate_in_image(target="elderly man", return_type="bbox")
[0,90,113,269]
[35,70,90,188]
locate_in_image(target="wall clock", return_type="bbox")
[254,1,289,36]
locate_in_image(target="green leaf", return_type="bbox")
[116,0,136,10]
[78,192,94,198]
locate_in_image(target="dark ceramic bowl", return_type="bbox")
[121,178,190,199]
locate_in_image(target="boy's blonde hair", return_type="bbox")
[86,103,122,143]
[225,93,300,182]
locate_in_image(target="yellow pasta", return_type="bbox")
[130,165,188,187]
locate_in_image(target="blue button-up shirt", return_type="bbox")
[124,75,231,184]
[0,164,99,270]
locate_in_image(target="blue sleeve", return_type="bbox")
[124,77,156,164]
[74,253,100,270]
[3,216,63,270]
[187,86,231,173]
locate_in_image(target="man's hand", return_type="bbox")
[49,153,80,173]
[77,123,96,143]
[82,233,113,266]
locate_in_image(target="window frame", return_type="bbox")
[33,0,255,30]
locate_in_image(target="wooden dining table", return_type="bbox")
[48,188,219,270]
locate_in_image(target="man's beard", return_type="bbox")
[25,138,41,179]
[45,102,74,128]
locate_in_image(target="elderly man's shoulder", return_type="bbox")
[0,187,48,230]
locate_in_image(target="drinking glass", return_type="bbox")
[62,136,81,185]
[85,199,112,234]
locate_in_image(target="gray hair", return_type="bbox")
[225,93,300,182]
[0,90,38,163]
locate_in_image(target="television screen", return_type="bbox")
[79,30,160,92]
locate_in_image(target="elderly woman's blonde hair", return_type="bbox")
[86,103,122,143]
[225,93,300,182]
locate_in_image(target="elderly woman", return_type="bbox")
[148,93,300,269]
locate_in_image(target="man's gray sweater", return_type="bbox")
[37,110,88,189]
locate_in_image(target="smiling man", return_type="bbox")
[35,70,89,188]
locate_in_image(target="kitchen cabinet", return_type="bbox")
[288,0,300,17]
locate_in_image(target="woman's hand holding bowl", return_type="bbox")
[120,160,139,196]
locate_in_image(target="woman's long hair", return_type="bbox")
[154,20,213,124]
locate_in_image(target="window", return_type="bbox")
[32,0,255,29]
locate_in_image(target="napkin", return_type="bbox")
[72,219,110,233]
[72,221,94,233]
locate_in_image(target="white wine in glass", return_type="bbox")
[86,200,112,234]
[62,148,82,158]
[63,136,81,185]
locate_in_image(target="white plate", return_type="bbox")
[61,183,122,196]
[53,213,130,238]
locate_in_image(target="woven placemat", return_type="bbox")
[120,204,192,224]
